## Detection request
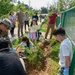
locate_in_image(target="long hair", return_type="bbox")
[22,36,30,48]
[30,19,37,27]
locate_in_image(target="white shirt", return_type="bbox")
[29,25,38,32]
[24,14,29,21]
[59,38,73,67]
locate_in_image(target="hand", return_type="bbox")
[63,68,69,75]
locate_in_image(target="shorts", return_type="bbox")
[30,32,36,39]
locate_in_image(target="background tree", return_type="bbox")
[69,0,75,8]
[0,0,14,15]
[57,0,75,12]
[41,7,48,14]
[13,3,26,12]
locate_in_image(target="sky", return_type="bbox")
[18,0,58,9]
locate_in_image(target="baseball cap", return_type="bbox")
[0,18,12,30]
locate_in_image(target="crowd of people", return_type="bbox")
[0,7,73,75]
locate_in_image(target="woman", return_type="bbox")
[9,11,15,37]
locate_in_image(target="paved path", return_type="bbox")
[9,20,45,42]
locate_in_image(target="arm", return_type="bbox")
[63,56,70,75]
[65,56,70,68]
[16,15,18,21]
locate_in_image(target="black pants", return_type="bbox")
[24,21,29,31]
[58,67,64,75]
[10,27,15,37]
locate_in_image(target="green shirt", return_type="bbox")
[16,12,24,23]
[0,30,8,38]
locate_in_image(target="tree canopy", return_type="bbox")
[0,0,14,15]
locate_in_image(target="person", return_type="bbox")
[9,11,15,37]
[24,12,29,32]
[16,36,34,57]
[45,9,58,40]
[0,18,11,38]
[16,7,24,37]
[29,19,38,42]
[32,13,38,25]
[53,27,73,75]
[0,18,15,51]
[0,38,27,75]
[39,14,42,23]
[19,36,34,49]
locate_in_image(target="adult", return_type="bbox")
[32,13,38,25]
[0,38,27,75]
[53,27,73,75]
[39,14,42,22]
[16,7,24,37]
[9,11,15,37]
[45,9,58,39]
[0,18,15,51]
[0,18,11,38]
[24,12,29,32]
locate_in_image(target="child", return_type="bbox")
[29,19,38,43]
[16,36,34,57]
[16,36,34,50]
[53,27,73,75]
[20,36,34,49]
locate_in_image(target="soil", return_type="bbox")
[24,57,55,75]
[16,44,56,75]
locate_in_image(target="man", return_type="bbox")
[32,13,38,25]
[45,9,58,39]
[24,12,29,32]
[16,8,24,37]
[0,18,16,51]
[53,27,73,75]
[0,38,27,75]
[0,18,11,38]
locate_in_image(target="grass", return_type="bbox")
[48,39,60,75]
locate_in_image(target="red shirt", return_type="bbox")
[48,13,57,24]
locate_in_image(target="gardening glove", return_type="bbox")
[63,68,69,75]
